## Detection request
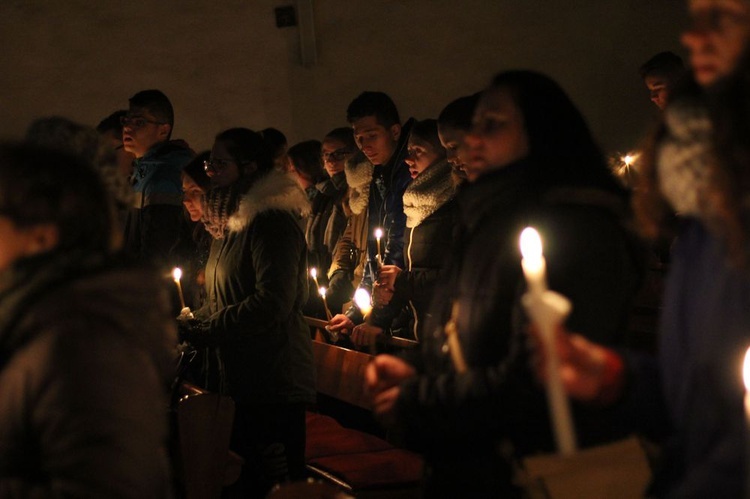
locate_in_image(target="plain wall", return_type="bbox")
[1,0,687,155]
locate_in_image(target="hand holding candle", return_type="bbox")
[519,227,577,455]
[375,228,384,266]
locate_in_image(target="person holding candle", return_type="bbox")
[179,128,315,498]
[0,143,175,497]
[534,1,750,496]
[365,72,645,497]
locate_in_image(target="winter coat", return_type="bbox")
[195,170,315,406]
[124,140,194,266]
[305,172,348,273]
[371,159,457,341]
[395,161,644,497]
[0,250,176,498]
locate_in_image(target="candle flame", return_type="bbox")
[318,286,327,297]
[309,267,317,279]
[520,227,543,261]
[374,228,383,239]
[172,267,182,282]
[353,288,372,314]
[743,347,750,392]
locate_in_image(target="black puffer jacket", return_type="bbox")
[395,161,645,497]
[196,170,316,406]
[0,251,175,498]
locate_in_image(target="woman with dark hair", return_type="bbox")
[181,127,314,498]
[365,71,644,497]
[0,142,174,497]
[437,93,480,182]
[535,1,750,496]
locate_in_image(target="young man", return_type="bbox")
[327,91,412,346]
[639,51,686,110]
[121,89,193,266]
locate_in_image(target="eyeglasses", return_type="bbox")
[203,158,234,173]
[322,148,351,163]
[120,116,165,128]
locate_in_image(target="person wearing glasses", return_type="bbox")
[121,89,193,267]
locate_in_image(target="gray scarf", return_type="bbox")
[403,159,455,228]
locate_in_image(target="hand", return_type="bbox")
[365,355,416,427]
[372,283,394,306]
[350,323,384,349]
[327,314,355,334]
[177,319,214,348]
[377,265,402,291]
[529,324,624,404]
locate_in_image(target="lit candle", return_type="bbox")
[519,227,577,455]
[309,267,320,289]
[353,288,373,320]
[374,228,384,265]
[743,346,750,496]
[319,286,333,321]
[172,267,187,311]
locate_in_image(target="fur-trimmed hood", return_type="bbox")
[228,170,311,232]
[344,151,374,215]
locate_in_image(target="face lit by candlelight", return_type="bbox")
[122,107,170,159]
[463,86,529,182]
[682,0,750,88]
[207,140,244,188]
[321,139,352,177]
[182,173,205,222]
[438,124,470,178]
[405,136,443,179]
[352,116,400,166]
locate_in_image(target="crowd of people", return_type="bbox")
[2,0,750,497]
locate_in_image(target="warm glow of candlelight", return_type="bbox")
[374,228,383,240]
[310,268,317,280]
[520,227,543,262]
[172,267,183,282]
[318,286,327,297]
[743,347,750,392]
[354,288,372,316]
[623,154,636,166]
[171,267,186,310]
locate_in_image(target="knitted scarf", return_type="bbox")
[403,159,455,228]
[201,179,249,239]
[345,152,374,215]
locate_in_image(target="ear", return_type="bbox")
[157,123,172,141]
[24,224,59,256]
[390,123,401,142]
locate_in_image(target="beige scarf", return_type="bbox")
[403,159,454,228]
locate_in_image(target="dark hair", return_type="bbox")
[260,127,288,158]
[0,142,115,253]
[288,140,326,183]
[488,70,624,195]
[323,127,356,151]
[639,51,686,80]
[128,89,174,137]
[346,91,401,128]
[182,151,211,191]
[409,119,446,157]
[438,93,480,132]
[96,110,127,135]
[215,128,274,177]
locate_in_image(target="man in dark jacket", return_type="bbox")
[327,91,412,340]
[122,89,193,266]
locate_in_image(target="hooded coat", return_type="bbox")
[0,251,175,498]
[196,170,315,406]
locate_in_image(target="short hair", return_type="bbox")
[346,91,401,128]
[97,110,127,136]
[260,127,288,158]
[288,140,326,183]
[215,128,274,176]
[0,142,115,253]
[128,89,174,130]
[438,93,480,132]
[182,151,211,192]
[323,127,356,151]
[639,51,685,80]
[409,119,445,157]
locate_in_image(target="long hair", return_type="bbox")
[288,140,326,184]
[489,70,625,198]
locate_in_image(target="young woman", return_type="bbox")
[366,72,644,497]
[185,128,314,498]
[0,142,174,497]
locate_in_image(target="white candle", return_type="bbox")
[319,286,333,321]
[172,267,187,311]
[309,267,320,289]
[519,227,577,455]
[374,228,384,265]
[743,346,750,497]
[353,288,373,319]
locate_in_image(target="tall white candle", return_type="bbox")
[319,286,333,321]
[309,267,320,289]
[519,227,577,455]
[172,267,187,311]
[743,346,750,498]
[374,228,384,265]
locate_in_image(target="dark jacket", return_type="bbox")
[0,251,175,498]
[305,172,349,273]
[395,162,644,497]
[124,140,194,266]
[195,170,315,406]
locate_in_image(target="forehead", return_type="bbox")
[322,138,346,150]
[438,125,465,143]
[645,76,668,89]
[352,115,386,134]
[476,86,520,115]
[127,106,156,118]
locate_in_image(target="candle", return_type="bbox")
[172,267,187,311]
[374,228,384,265]
[519,227,577,455]
[743,346,750,497]
[310,267,320,289]
[319,286,333,321]
[444,301,467,373]
[353,288,373,320]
